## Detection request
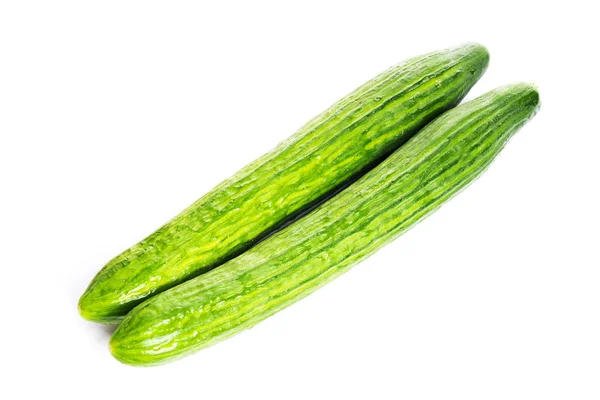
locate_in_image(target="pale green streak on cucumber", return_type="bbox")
[79,44,489,323]
[110,83,540,366]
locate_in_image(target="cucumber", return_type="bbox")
[110,83,541,366]
[79,43,489,323]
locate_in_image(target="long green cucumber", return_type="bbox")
[79,43,489,323]
[110,83,541,366]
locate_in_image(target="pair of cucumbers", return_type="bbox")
[79,43,540,366]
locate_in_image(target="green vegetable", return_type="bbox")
[110,83,541,366]
[79,43,489,323]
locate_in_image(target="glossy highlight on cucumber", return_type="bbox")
[110,83,540,366]
[79,43,489,323]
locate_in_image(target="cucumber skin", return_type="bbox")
[110,83,541,366]
[79,44,489,323]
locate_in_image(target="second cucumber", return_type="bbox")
[79,43,489,323]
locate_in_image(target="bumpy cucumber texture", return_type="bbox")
[79,44,489,323]
[110,83,540,365]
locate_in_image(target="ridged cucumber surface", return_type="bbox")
[79,43,489,323]
[110,83,541,366]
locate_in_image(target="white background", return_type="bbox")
[1,1,598,398]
